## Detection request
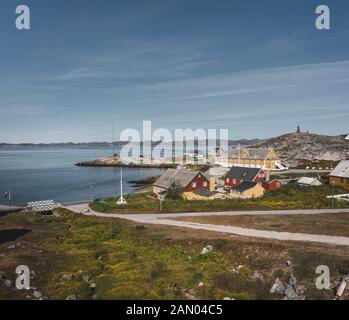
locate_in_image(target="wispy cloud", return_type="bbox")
[47,67,106,81]
[259,34,308,57]
[46,40,214,84]
[94,59,349,106]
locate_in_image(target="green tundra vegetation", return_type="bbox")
[0,210,265,299]
[45,210,264,300]
[1,209,348,300]
[90,185,349,214]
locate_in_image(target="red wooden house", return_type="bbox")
[224,166,266,187]
[153,169,210,197]
[263,179,282,191]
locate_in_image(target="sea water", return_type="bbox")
[0,147,165,205]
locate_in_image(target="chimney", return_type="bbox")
[265,170,270,182]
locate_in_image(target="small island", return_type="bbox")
[75,155,177,169]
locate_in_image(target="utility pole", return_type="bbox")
[332,181,335,207]
[159,198,163,213]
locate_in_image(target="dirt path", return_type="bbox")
[0,204,24,213]
[63,204,349,246]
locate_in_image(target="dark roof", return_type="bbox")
[154,169,206,189]
[193,188,218,197]
[231,181,258,192]
[225,166,261,181]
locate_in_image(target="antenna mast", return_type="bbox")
[112,124,115,155]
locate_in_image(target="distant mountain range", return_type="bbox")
[228,138,263,147]
[4,133,348,168]
[0,139,262,149]
[0,141,157,148]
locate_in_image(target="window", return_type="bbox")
[203,181,208,187]
[233,179,236,184]
[191,182,196,188]
[226,178,230,183]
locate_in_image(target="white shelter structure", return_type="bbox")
[297,177,322,186]
[26,200,58,213]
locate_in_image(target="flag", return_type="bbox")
[4,189,11,201]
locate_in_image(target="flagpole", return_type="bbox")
[9,188,11,210]
[120,168,123,199]
[116,168,127,205]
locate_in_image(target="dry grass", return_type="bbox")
[169,213,349,237]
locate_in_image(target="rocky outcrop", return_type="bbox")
[254,132,349,168]
[201,245,213,255]
[76,155,176,168]
[270,274,306,300]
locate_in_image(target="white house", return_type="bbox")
[297,177,322,186]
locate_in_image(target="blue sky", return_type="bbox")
[0,0,349,143]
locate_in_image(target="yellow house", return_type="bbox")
[228,147,282,170]
[229,181,265,199]
[183,189,229,201]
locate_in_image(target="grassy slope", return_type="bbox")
[0,210,265,300]
[1,210,349,300]
[90,185,349,214]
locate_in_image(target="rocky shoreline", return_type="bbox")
[75,156,177,169]
[127,176,161,193]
